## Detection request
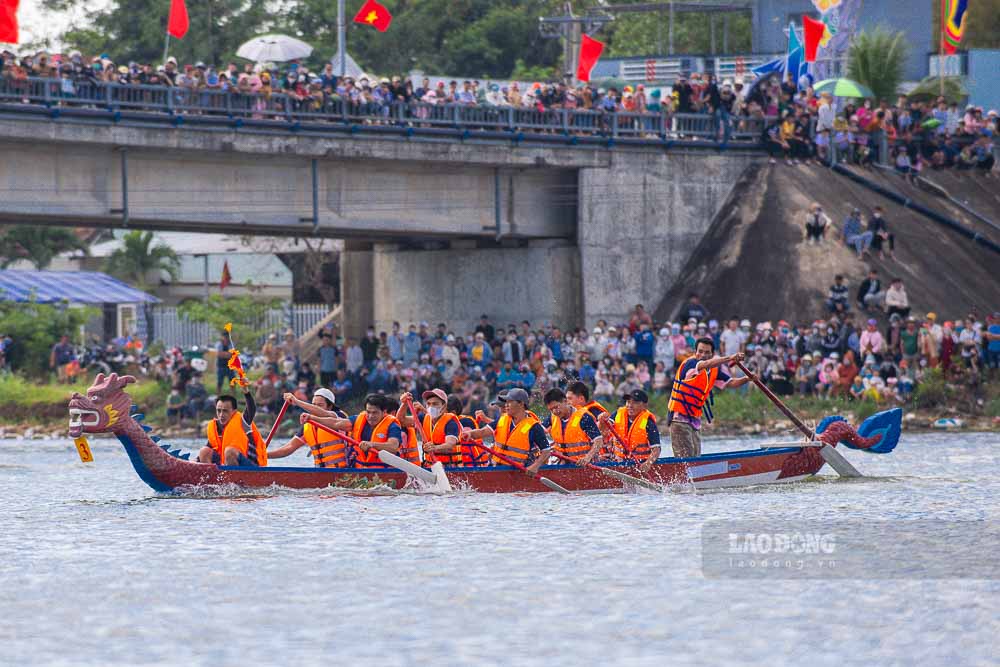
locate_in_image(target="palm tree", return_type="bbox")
[104,231,180,290]
[0,225,91,269]
[848,27,909,103]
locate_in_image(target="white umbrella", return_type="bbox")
[236,34,313,63]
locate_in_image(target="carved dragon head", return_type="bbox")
[68,373,136,438]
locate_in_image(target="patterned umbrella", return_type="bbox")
[813,78,875,99]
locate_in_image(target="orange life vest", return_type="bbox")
[493,414,540,465]
[667,364,720,420]
[422,412,463,466]
[351,413,400,467]
[302,421,350,468]
[494,410,540,445]
[459,415,489,467]
[610,407,656,462]
[398,425,421,466]
[207,411,267,466]
[584,400,609,419]
[549,408,593,460]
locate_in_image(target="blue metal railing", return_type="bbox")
[0,76,774,145]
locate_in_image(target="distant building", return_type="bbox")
[752,0,934,82]
[53,232,331,306]
[594,0,936,86]
[0,269,159,341]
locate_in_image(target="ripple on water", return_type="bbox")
[0,432,998,666]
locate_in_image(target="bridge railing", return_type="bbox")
[1,76,773,144]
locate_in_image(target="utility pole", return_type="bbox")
[538,2,613,85]
[337,0,346,77]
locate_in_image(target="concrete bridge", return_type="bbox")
[0,111,763,335]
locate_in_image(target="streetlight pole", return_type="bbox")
[337,0,346,77]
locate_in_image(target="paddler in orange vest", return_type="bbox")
[449,394,489,467]
[667,337,749,458]
[597,389,661,472]
[267,388,352,467]
[295,393,403,467]
[197,391,267,467]
[540,387,603,468]
[463,388,550,468]
[397,389,463,466]
[566,380,609,422]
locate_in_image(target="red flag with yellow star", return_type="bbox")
[353,0,392,32]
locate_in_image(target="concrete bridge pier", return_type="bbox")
[340,238,583,339]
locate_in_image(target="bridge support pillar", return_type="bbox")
[577,153,757,327]
[368,240,582,336]
[339,240,375,341]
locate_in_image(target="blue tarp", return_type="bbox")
[0,271,160,304]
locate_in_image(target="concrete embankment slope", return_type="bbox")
[655,163,1000,324]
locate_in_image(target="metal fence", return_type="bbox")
[150,303,330,349]
[0,76,771,143]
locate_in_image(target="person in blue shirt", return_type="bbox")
[633,322,656,370]
[497,363,518,391]
[986,312,1000,370]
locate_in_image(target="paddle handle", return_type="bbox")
[263,399,291,448]
[405,397,437,464]
[306,419,361,446]
[471,441,529,472]
[735,361,815,440]
[601,418,632,457]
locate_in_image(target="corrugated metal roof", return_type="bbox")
[0,270,160,304]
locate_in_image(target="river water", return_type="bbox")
[1,432,998,666]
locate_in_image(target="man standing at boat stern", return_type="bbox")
[666,338,749,458]
[198,391,267,467]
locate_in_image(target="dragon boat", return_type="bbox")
[68,373,902,494]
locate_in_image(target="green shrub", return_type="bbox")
[0,301,99,377]
[912,368,949,409]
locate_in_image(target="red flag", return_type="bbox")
[167,0,189,40]
[0,0,19,44]
[802,15,826,63]
[576,34,604,83]
[353,0,392,32]
[220,260,232,290]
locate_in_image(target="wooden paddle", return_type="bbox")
[734,361,861,478]
[470,441,570,494]
[305,418,440,486]
[263,399,291,448]
[547,450,664,492]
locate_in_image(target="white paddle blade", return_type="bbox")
[819,444,862,478]
[429,462,452,493]
[377,450,437,485]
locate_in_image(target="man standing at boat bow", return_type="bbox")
[667,339,750,458]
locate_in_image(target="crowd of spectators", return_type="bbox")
[758,73,998,173]
[167,301,998,427]
[3,49,998,164]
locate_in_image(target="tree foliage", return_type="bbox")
[0,226,90,270]
[49,0,272,68]
[178,294,282,349]
[104,231,180,291]
[46,0,756,79]
[603,10,751,58]
[848,27,909,102]
[0,301,98,376]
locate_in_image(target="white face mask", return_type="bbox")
[427,406,443,419]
